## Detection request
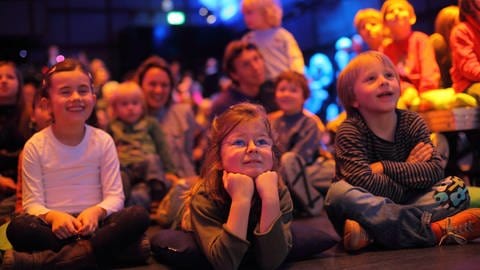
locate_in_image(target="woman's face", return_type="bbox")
[140,67,172,111]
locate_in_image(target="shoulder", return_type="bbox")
[268,110,284,122]
[24,127,51,150]
[336,116,366,139]
[88,125,115,145]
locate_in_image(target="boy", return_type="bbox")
[326,51,480,251]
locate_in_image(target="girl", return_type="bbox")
[3,59,150,269]
[0,61,26,203]
[182,102,293,270]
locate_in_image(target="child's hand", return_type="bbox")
[44,210,81,239]
[369,162,384,174]
[223,171,254,202]
[76,206,106,236]
[255,171,279,202]
[0,175,16,192]
[407,142,433,163]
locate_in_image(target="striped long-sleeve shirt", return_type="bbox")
[334,109,444,203]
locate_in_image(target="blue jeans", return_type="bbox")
[325,177,469,249]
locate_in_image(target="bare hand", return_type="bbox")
[76,206,106,236]
[223,171,254,202]
[407,142,433,163]
[0,176,16,192]
[255,171,279,201]
[45,211,81,239]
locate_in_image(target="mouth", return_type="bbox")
[67,105,85,112]
[377,91,394,98]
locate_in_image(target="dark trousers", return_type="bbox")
[6,206,149,260]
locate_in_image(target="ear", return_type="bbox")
[40,97,50,111]
[409,13,416,25]
[352,99,359,109]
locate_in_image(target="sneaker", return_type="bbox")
[343,219,373,251]
[431,208,480,245]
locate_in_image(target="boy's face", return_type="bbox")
[275,80,304,115]
[384,2,414,40]
[352,60,400,116]
[48,68,96,126]
[115,94,143,125]
[243,7,269,30]
[31,99,53,131]
[231,49,266,92]
[220,119,273,179]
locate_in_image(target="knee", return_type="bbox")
[124,206,150,231]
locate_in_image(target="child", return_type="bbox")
[325,50,480,252]
[181,102,293,269]
[268,71,334,216]
[3,59,150,269]
[353,8,391,51]
[0,61,26,222]
[107,81,177,210]
[241,0,304,80]
[450,0,480,97]
[15,86,53,214]
[379,0,440,108]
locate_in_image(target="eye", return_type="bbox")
[231,139,246,147]
[256,138,272,147]
[385,72,395,79]
[78,86,91,94]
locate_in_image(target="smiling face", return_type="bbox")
[141,67,172,111]
[220,119,274,179]
[275,79,305,115]
[352,59,400,116]
[47,68,96,127]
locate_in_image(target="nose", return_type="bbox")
[246,140,258,153]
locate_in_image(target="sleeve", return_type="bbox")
[190,190,249,270]
[149,118,176,174]
[252,184,293,270]
[97,133,125,216]
[381,114,444,188]
[284,29,305,75]
[288,118,320,163]
[450,24,480,82]
[335,122,406,202]
[22,140,50,215]
[416,33,441,91]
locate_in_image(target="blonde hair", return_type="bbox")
[434,6,459,48]
[337,51,400,117]
[381,0,416,22]
[110,81,146,117]
[241,0,283,27]
[354,8,382,32]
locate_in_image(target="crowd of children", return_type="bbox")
[1,0,480,269]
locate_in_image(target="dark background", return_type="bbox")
[0,0,458,80]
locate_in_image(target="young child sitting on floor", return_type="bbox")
[325,50,480,252]
[181,102,293,269]
[3,59,150,269]
[268,71,334,217]
[107,81,177,210]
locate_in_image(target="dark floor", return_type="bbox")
[118,213,480,270]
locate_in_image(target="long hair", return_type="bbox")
[181,103,283,230]
[135,55,174,109]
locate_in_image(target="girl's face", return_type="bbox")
[0,64,19,104]
[352,60,400,116]
[220,119,274,179]
[275,80,305,115]
[243,7,269,30]
[47,68,96,126]
[114,94,144,125]
[141,67,171,111]
[358,18,384,49]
